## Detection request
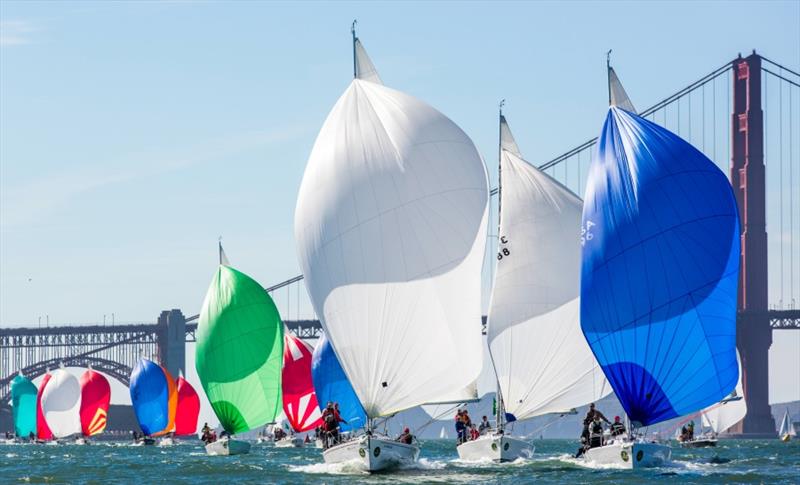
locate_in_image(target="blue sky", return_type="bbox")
[1,1,799,405]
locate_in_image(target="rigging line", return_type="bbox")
[781,73,785,305]
[760,56,800,78]
[791,85,795,305]
[702,82,706,154]
[763,68,800,88]
[689,89,692,143]
[713,74,717,167]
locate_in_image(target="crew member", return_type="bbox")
[610,416,626,437]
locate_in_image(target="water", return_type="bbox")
[1,439,797,484]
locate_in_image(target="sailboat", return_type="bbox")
[685,352,747,447]
[41,367,83,444]
[36,370,53,443]
[129,358,177,445]
[195,243,284,456]
[458,109,611,462]
[311,332,367,442]
[439,427,448,440]
[10,373,37,442]
[278,332,323,447]
[294,24,488,472]
[77,367,111,444]
[579,61,741,469]
[158,373,200,446]
[779,410,795,442]
[174,375,200,441]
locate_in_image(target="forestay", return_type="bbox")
[488,115,608,422]
[41,368,83,438]
[295,38,488,418]
[580,72,740,427]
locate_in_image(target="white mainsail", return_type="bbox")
[40,368,82,438]
[701,351,747,434]
[779,410,795,437]
[487,115,609,422]
[295,37,488,419]
[608,66,636,113]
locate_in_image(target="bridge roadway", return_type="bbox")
[0,317,323,407]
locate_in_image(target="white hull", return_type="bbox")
[275,436,304,448]
[73,437,89,445]
[205,437,251,456]
[158,437,176,447]
[323,435,419,472]
[456,434,533,462]
[583,440,670,469]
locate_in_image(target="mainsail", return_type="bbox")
[311,332,366,432]
[779,410,796,437]
[79,368,111,436]
[701,351,746,434]
[174,375,200,436]
[196,255,284,434]
[295,35,488,419]
[580,69,740,427]
[10,374,37,438]
[282,333,324,432]
[41,368,83,438]
[36,372,53,440]
[488,114,609,422]
[129,359,177,436]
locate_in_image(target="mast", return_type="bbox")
[495,99,505,432]
[351,20,357,79]
[606,50,612,106]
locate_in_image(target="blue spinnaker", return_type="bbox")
[580,106,740,427]
[11,375,38,438]
[311,333,366,432]
[129,359,173,436]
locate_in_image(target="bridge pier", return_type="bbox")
[157,309,186,379]
[728,53,775,437]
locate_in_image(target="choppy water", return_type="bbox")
[1,439,798,484]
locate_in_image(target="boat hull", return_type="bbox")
[205,437,251,456]
[323,435,419,472]
[158,437,176,447]
[275,436,304,448]
[679,438,717,448]
[456,434,533,462]
[583,441,671,469]
[73,437,89,445]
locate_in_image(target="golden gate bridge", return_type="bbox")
[1,51,798,437]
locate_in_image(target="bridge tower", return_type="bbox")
[157,309,186,379]
[729,53,775,437]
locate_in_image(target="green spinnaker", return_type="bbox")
[11,375,37,438]
[196,265,284,434]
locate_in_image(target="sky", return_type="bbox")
[1,0,799,417]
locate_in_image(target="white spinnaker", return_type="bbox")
[487,118,609,422]
[701,351,746,434]
[40,368,82,438]
[295,44,488,419]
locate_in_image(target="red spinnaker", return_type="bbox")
[79,369,111,436]
[174,376,200,436]
[282,333,323,432]
[36,373,53,440]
